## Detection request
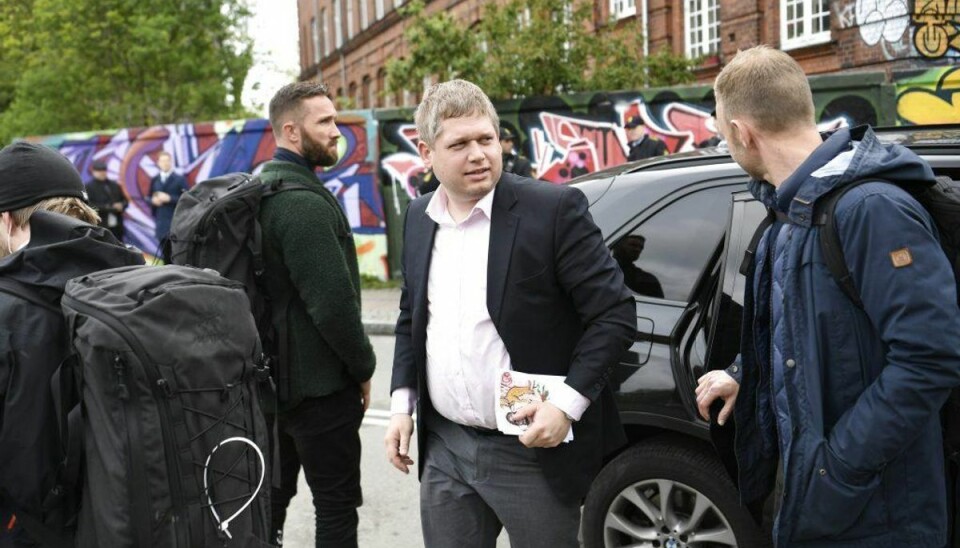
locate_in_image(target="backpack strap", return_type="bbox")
[0,278,60,314]
[739,208,791,276]
[258,177,323,403]
[813,178,899,309]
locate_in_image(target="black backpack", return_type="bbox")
[62,264,273,547]
[168,173,316,403]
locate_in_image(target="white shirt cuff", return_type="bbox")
[390,387,417,416]
[550,382,590,422]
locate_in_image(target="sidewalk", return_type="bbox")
[361,288,401,335]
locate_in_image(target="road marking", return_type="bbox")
[362,408,416,428]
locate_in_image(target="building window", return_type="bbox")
[360,0,369,30]
[321,8,330,56]
[334,0,343,48]
[611,0,636,19]
[361,75,372,108]
[781,0,831,50]
[376,69,387,108]
[375,0,385,20]
[311,17,320,64]
[347,0,354,39]
[685,0,719,57]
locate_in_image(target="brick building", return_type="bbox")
[295,0,957,107]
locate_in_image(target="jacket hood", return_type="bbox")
[749,125,936,225]
[0,210,145,296]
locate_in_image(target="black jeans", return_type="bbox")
[269,387,364,548]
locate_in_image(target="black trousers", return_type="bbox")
[269,387,364,548]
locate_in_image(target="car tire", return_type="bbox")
[582,436,770,548]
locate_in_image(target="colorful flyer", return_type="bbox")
[494,370,574,442]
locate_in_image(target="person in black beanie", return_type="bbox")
[86,159,128,242]
[0,141,144,547]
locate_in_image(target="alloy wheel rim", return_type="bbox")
[603,479,737,547]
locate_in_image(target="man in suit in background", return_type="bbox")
[384,79,635,547]
[148,151,188,262]
[624,115,667,161]
[499,127,533,178]
[85,159,127,242]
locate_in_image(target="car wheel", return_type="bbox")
[582,436,769,548]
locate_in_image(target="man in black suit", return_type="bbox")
[384,79,635,547]
[499,127,533,178]
[624,114,667,161]
[85,159,128,242]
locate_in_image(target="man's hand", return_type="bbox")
[360,380,371,412]
[112,202,125,212]
[384,414,415,474]
[151,191,171,206]
[695,370,740,425]
[513,402,571,448]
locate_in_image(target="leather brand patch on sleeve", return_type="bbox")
[890,247,913,268]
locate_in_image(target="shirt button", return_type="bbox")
[731,365,739,373]
[819,468,827,476]
[786,359,796,368]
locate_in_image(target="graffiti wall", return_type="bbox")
[378,75,891,195]
[31,115,389,279]
[837,0,959,60]
[896,66,960,124]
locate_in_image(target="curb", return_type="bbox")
[363,321,396,336]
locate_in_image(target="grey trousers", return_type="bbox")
[420,412,580,548]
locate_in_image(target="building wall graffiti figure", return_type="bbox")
[913,0,960,58]
[32,117,389,279]
[897,66,960,124]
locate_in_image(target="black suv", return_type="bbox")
[573,126,960,548]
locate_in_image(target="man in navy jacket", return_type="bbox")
[696,46,960,547]
[148,150,188,262]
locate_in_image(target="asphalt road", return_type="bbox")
[280,335,512,547]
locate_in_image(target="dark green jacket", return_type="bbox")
[258,160,375,413]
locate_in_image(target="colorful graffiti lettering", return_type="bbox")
[380,124,425,201]
[897,66,960,124]
[33,117,389,279]
[913,0,960,58]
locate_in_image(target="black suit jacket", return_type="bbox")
[627,136,667,161]
[391,173,635,503]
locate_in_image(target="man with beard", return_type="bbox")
[0,142,144,547]
[259,81,376,548]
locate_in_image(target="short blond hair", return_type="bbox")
[10,197,101,228]
[414,80,499,148]
[714,45,815,134]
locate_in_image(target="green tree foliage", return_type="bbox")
[386,0,700,101]
[0,0,254,144]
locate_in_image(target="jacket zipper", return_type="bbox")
[62,294,189,545]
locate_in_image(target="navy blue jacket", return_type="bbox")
[734,126,960,547]
[149,171,189,240]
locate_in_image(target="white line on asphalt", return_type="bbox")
[362,408,416,427]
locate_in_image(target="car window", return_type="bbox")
[612,186,738,302]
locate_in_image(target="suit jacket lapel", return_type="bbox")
[487,175,519,326]
[410,203,438,354]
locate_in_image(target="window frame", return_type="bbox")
[610,0,636,20]
[780,0,831,50]
[684,0,720,58]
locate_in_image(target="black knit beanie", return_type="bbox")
[0,142,86,212]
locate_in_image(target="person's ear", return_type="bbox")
[417,140,433,170]
[282,121,299,145]
[728,118,756,151]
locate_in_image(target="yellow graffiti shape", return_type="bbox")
[914,0,960,58]
[898,68,960,124]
